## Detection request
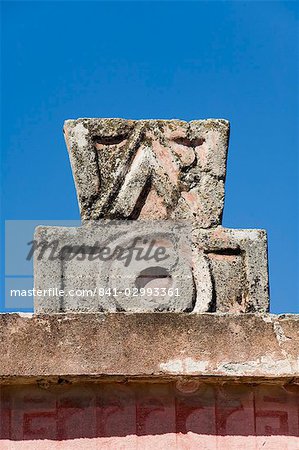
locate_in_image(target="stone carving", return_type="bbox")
[34,223,268,314]
[63,119,229,228]
[34,221,195,313]
[34,118,269,314]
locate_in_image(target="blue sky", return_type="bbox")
[1,1,298,313]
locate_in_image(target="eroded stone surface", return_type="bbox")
[34,224,269,314]
[32,117,270,314]
[0,313,298,380]
[192,227,269,313]
[34,221,195,313]
[64,118,229,227]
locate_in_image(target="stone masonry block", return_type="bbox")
[0,313,298,379]
[34,223,269,314]
[63,118,229,227]
[34,221,194,313]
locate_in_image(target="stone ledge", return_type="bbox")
[0,313,298,383]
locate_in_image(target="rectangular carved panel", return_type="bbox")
[34,224,269,313]
[64,118,229,227]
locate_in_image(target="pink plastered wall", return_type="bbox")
[0,381,298,449]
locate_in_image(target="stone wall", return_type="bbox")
[1,381,299,449]
[0,313,299,449]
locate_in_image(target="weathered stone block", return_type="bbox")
[34,223,269,314]
[34,221,195,313]
[0,313,298,379]
[64,118,229,227]
[192,227,269,313]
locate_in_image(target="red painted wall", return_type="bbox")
[1,382,299,449]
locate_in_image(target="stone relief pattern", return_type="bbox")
[34,118,270,314]
[64,119,229,227]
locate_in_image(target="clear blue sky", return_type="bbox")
[1,1,298,313]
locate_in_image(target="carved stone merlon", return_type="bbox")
[63,118,229,227]
[33,118,269,314]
